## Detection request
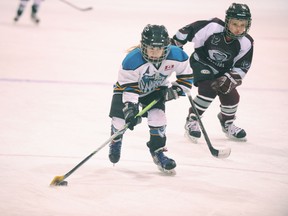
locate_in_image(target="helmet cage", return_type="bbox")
[141,44,169,64]
[225,3,252,39]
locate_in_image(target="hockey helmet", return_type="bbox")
[225,3,252,39]
[141,24,170,64]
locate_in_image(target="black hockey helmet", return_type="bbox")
[141,24,170,64]
[225,3,252,39]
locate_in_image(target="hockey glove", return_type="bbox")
[164,85,184,101]
[211,71,242,94]
[123,102,142,130]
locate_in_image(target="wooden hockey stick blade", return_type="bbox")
[58,0,93,12]
[50,175,65,186]
[80,7,93,11]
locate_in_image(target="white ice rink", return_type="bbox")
[0,0,288,215]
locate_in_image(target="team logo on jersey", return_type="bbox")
[139,67,167,93]
[241,60,251,71]
[165,65,174,70]
[207,49,231,67]
[208,50,230,62]
[211,35,221,45]
[201,69,211,74]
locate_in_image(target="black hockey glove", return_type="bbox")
[211,71,242,94]
[164,85,184,101]
[123,102,142,130]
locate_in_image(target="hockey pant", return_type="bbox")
[190,79,240,122]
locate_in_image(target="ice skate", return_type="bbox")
[31,13,40,24]
[150,147,176,175]
[108,139,122,164]
[31,4,40,24]
[14,16,20,22]
[14,8,23,22]
[184,113,201,143]
[217,113,247,141]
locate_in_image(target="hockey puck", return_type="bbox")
[57,181,68,186]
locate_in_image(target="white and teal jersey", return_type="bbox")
[113,45,193,103]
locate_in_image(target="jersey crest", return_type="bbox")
[207,49,231,68]
[139,67,168,93]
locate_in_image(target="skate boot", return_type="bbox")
[14,6,24,22]
[217,113,247,141]
[150,146,176,174]
[14,16,20,22]
[108,139,122,164]
[31,4,40,24]
[185,113,201,143]
[31,13,40,24]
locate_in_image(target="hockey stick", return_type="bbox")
[58,0,93,11]
[185,91,231,158]
[50,99,159,186]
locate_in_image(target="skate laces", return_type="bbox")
[109,140,122,154]
[225,123,242,136]
[151,147,176,171]
[185,116,200,132]
[153,148,170,165]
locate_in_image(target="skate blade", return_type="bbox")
[225,134,247,142]
[157,166,176,176]
[31,17,40,24]
[184,131,199,144]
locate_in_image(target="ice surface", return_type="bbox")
[0,0,288,215]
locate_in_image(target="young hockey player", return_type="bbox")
[108,24,193,173]
[14,0,43,23]
[171,3,254,142]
